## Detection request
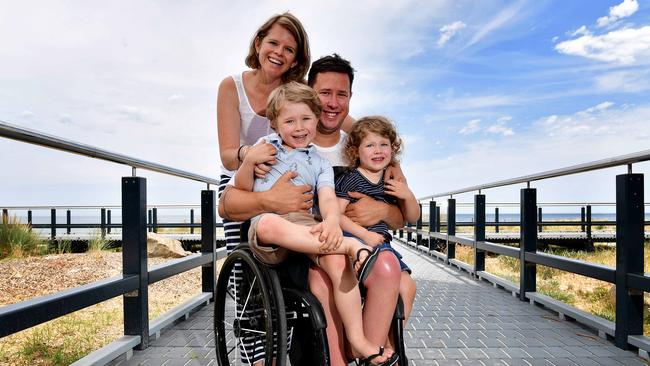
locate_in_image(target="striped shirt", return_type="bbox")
[335,169,397,241]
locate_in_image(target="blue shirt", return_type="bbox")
[253,133,335,200]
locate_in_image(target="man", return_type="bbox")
[218,54,409,365]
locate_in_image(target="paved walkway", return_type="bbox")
[111,242,647,366]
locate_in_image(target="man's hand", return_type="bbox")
[344,192,387,227]
[263,171,314,214]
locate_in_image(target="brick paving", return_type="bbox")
[111,241,648,366]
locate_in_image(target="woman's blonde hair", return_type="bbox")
[343,116,402,168]
[266,82,322,128]
[245,12,311,82]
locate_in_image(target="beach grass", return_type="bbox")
[0,215,45,259]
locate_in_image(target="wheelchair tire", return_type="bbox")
[214,249,277,365]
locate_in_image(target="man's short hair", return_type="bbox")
[266,81,323,128]
[307,53,355,89]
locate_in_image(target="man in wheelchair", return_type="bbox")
[218,55,416,366]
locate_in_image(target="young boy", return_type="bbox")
[234,82,398,366]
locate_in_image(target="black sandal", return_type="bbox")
[357,346,399,366]
[355,246,381,286]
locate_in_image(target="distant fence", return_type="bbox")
[0,120,226,363]
[400,148,650,353]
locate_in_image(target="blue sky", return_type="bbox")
[1,0,649,212]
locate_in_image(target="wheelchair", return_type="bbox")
[213,240,408,365]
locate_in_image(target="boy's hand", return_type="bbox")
[384,179,414,200]
[311,219,343,253]
[362,231,385,247]
[245,142,277,166]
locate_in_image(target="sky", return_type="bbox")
[1,0,649,214]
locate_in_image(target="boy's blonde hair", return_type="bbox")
[266,82,322,128]
[343,115,402,168]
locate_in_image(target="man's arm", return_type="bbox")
[344,192,404,230]
[219,171,313,221]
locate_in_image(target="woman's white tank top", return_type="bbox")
[220,72,271,177]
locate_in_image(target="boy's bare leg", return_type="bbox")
[361,252,401,347]
[309,263,348,366]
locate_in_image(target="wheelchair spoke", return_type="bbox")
[240,275,257,315]
[240,327,266,335]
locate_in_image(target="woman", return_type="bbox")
[217,12,311,252]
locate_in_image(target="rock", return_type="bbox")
[147,232,190,258]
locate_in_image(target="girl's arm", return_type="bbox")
[339,198,385,247]
[384,179,420,224]
[217,77,245,171]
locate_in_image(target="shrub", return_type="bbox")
[0,215,44,259]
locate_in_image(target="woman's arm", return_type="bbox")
[233,142,277,192]
[217,77,244,171]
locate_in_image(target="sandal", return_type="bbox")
[355,246,381,286]
[357,346,399,366]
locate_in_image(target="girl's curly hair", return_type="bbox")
[343,116,402,168]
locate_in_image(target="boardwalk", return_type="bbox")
[110,242,647,366]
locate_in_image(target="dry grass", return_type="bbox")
[0,252,221,366]
[452,243,650,334]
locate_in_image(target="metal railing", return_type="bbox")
[0,121,225,357]
[402,149,650,352]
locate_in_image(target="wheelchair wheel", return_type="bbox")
[392,296,407,366]
[283,287,330,366]
[215,249,279,365]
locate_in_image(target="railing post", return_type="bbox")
[50,208,56,242]
[436,206,441,232]
[614,173,644,349]
[538,207,543,233]
[152,207,158,233]
[27,210,32,230]
[581,206,586,232]
[474,194,486,275]
[447,198,456,263]
[148,209,152,232]
[416,204,423,247]
[2,209,7,222]
[66,210,71,234]
[107,209,112,234]
[495,207,499,233]
[586,205,592,241]
[122,176,149,349]
[520,188,537,301]
[101,208,106,238]
[429,201,436,251]
[406,222,412,243]
[399,227,403,240]
[190,208,195,234]
[201,190,216,294]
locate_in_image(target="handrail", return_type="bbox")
[419,149,650,200]
[1,204,203,210]
[0,120,221,186]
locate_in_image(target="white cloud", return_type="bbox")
[168,94,186,102]
[466,1,525,47]
[487,117,514,136]
[594,70,650,92]
[438,21,466,47]
[570,25,591,37]
[555,26,650,64]
[459,119,481,134]
[115,105,155,125]
[597,0,639,28]
[20,110,35,119]
[440,94,519,111]
[552,36,559,43]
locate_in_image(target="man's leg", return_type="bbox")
[361,252,401,347]
[309,263,347,366]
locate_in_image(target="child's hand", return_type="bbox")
[362,231,385,247]
[384,178,414,200]
[245,142,277,166]
[311,219,343,253]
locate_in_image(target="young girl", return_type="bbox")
[336,116,419,325]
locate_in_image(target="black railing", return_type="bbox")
[0,121,226,355]
[401,149,650,351]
